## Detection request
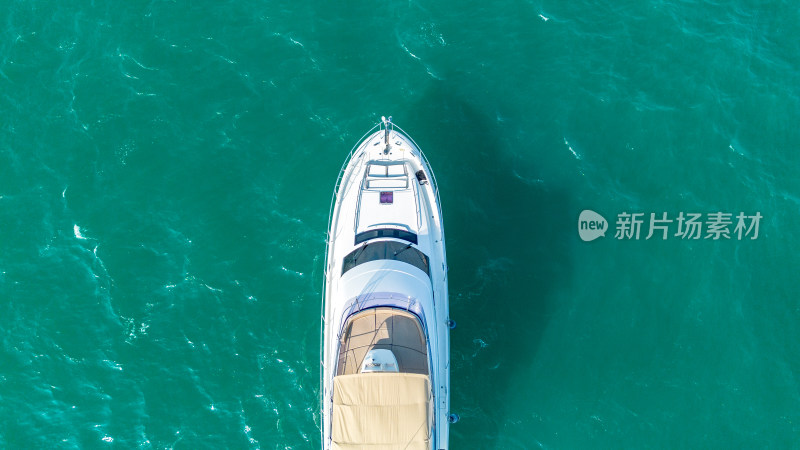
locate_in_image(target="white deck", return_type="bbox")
[322,125,449,450]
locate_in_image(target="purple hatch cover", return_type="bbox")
[380,191,393,204]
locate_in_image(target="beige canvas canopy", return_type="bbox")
[332,373,432,450]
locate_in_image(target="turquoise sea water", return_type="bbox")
[1,0,799,448]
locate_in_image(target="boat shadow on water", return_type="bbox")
[404,85,574,446]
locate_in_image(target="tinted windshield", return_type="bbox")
[342,240,429,277]
[355,228,417,245]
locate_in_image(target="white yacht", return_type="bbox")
[321,118,453,449]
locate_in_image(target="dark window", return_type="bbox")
[342,240,429,277]
[354,228,418,245]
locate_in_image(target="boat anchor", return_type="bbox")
[381,115,392,154]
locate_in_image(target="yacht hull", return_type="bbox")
[321,120,450,449]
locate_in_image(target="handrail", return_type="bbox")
[389,123,445,450]
[320,122,380,448]
[335,294,430,347]
[390,123,445,239]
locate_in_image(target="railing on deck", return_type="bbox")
[319,122,380,448]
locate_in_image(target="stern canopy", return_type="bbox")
[332,373,432,450]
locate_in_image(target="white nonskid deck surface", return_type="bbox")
[356,188,420,234]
